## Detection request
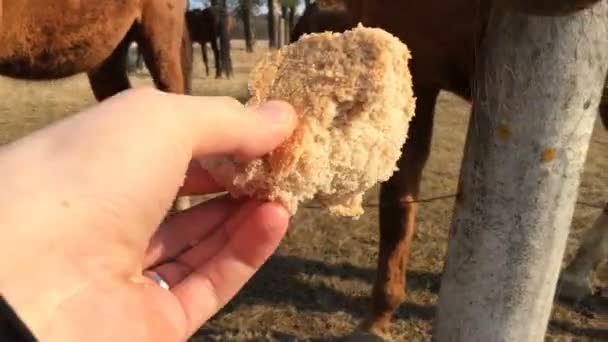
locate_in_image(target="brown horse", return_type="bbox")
[186,6,235,79]
[0,0,194,211]
[0,0,192,101]
[292,0,608,339]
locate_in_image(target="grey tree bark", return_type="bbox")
[433,2,608,341]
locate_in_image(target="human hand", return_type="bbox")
[0,88,297,341]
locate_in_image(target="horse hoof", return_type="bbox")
[557,273,593,303]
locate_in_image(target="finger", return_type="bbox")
[177,160,224,196]
[144,195,242,267]
[173,200,263,270]
[146,200,263,287]
[170,202,289,334]
[147,261,191,287]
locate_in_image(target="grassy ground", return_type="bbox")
[1,40,606,341]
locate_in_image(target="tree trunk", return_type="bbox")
[241,0,255,52]
[267,0,277,48]
[305,0,311,8]
[433,2,608,341]
[278,17,285,48]
[218,0,233,78]
[280,5,288,46]
[288,5,296,39]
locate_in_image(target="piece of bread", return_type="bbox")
[199,24,416,218]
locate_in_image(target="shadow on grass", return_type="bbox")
[555,289,608,319]
[192,326,345,342]
[548,320,608,339]
[206,254,438,323]
[192,254,606,340]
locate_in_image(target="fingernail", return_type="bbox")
[254,100,294,123]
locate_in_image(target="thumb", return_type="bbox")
[171,95,298,160]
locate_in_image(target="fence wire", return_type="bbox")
[301,193,605,210]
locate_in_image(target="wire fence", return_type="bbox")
[180,190,605,212]
[300,193,605,210]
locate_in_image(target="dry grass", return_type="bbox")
[1,40,606,341]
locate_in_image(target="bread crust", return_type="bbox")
[200,24,416,218]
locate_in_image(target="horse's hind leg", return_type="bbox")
[558,203,608,302]
[211,37,222,79]
[137,0,186,94]
[87,37,132,101]
[181,27,193,95]
[202,43,210,77]
[356,86,439,339]
[136,45,145,71]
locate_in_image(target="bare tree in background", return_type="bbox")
[267,0,278,47]
[287,3,296,36]
[239,0,255,52]
[280,4,288,45]
[279,0,297,43]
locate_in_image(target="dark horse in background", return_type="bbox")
[187,6,235,79]
[131,6,234,79]
[292,0,608,339]
[0,0,193,211]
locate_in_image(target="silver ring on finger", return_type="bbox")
[143,270,170,290]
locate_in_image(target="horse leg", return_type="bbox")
[136,46,144,71]
[558,203,608,302]
[137,1,191,211]
[599,80,608,128]
[87,37,132,101]
[137,0,186,94]
[211,37,222,79]
[202,43,210,77]
[358,87,439,339]
[181,27,193,95]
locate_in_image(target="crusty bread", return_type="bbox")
[199,24,416,218]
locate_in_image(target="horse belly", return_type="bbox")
[361,0,485,97]
[0,1,138,80]
[0,40,104,80]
